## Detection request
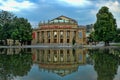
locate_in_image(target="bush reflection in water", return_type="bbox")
[0,48,32,80]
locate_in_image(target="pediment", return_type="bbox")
[49,15,77,23]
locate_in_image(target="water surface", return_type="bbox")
[0,48,120,80]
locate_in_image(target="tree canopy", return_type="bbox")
[94,6,117,46]
[0,10,32,45]
[114,28,120,42]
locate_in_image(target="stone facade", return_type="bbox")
[32,15,86,45]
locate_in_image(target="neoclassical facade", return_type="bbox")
[32,15,86,45]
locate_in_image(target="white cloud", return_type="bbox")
[91,0,120,28]
[0,0,36,12]
[96,1,120,14]
[58,0,92,7]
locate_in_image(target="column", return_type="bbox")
[50,30,53,43]
[58,30,60,43]
[44,31,47,43]
[57,30,59,43]
[63,30,66,43]
[70,30,73,43]
[39,31,42,43]
[37,32,39,43]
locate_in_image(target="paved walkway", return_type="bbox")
[0,44,119,49]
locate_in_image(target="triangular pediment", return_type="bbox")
[49,15,77,23]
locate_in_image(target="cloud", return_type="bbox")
[90,0,120,28]
[0,0,36,12]
[96,0,120,14]
[57,0,92,7]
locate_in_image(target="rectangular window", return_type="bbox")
[47,31,50,38]
[54,39,57,43]
[42,39,44,43]
[66,31,70,38]
[60,31,63,38]
[79,31,82,38]
[60,39,63,43]
[42,31,44,38]
[54,31,57,38]
[67,39,69,43]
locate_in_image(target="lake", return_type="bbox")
[0,48,120,80]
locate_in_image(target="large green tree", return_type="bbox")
[0,10,14,45]
[94,6,117,46]
[114,28,120,42]
[0,10,32,45]
[11,17,32,45]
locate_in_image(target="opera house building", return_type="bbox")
[32,15,86,45]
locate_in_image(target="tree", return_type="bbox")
[114,28,120,42]
[11,17,32,45]
[0,10,32,46]
[0,10,15,45]
[94,6,117,46]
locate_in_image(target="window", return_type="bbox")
[54,39,57,43]
[60,31,63,38]
[54,31,57,38]
[42,31,44,38]
[66,31,70,38]
[37,32,40,43]
[47,31,50,38]
[79,31,82,38]
[67,39,69,43]
[60,39,63,43]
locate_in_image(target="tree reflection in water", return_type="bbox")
[0,48,32,80]
[89,48,120,80]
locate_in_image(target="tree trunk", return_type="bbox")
[105,41,109,46]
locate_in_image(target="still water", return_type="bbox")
[0,48,120,80]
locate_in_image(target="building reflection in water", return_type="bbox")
[32,48,87,76]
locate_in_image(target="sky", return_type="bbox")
[0,0,120,28]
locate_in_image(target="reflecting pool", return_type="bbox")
[0,48,120,80]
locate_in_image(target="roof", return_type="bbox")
[49,15,77,23]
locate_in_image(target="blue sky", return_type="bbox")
[0,0,120,28]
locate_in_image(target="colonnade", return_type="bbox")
[36,29,78,44]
